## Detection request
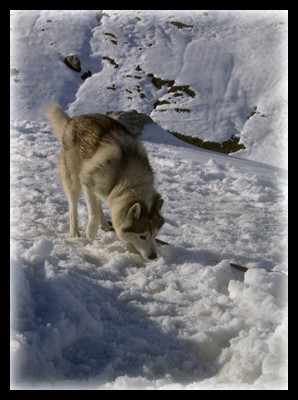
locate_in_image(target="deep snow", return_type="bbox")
[10,10,288,390]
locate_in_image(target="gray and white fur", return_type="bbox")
[45,104,164,261]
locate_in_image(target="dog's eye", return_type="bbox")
[139,235,146,240]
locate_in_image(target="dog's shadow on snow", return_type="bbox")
[14,246,221,387]
[59,264,213,386]
[59,241,251,388]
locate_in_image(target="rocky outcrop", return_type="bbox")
[96,11,109,22]
[81,70,92,80]
[64,55,92,81]
[64,55,81,72]
[107,110,153,136]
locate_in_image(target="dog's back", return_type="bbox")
[45,104,154,193]
[68,114,136,159]
[45,104,135,159]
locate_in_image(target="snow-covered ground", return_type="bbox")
[10,9,288,169]
[10,10,288,390]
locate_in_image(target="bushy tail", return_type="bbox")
[44,104,70,142]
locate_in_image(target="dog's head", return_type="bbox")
[116,194,164,261]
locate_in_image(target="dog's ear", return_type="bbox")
[127,202,141,220]
[152,194,164,213]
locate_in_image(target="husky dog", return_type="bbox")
[45,104,164,261]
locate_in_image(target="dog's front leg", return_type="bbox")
[83,185,100,240]
[83,186,110,240]
[69,204,81,238]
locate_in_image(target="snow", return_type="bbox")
[10,10,288,390]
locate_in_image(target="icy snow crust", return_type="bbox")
[10,10,287,390]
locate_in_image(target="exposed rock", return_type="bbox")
[64,55,81,72]
[10,67,20,83]
[170,21,193,29]
[96,12,102,22]
[81,70,92,80]
[170,131,246,154]
[153,99,170,109]
[107,110,153,136]
[102,56,119,68]
[107,84,117,91]
[10,67,19,77]
[96,11,109,22]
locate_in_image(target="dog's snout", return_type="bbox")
[148,252,157,260]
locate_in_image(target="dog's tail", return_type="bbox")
[44,103,70,142]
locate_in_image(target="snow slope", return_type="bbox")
[10,10,288,169]
[10,10,288,390]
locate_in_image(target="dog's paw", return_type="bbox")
[86,225,98,240]
[70,230,81,238]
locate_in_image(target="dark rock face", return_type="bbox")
[81,70,92,80]
[96,11,109,22]
[107,110,153,136]
[64,55,81,72]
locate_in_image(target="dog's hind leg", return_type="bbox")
[68,189,81,238]
[59,151,81,238]
[83,185,111,240]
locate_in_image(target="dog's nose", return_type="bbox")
[148,252,157,260]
